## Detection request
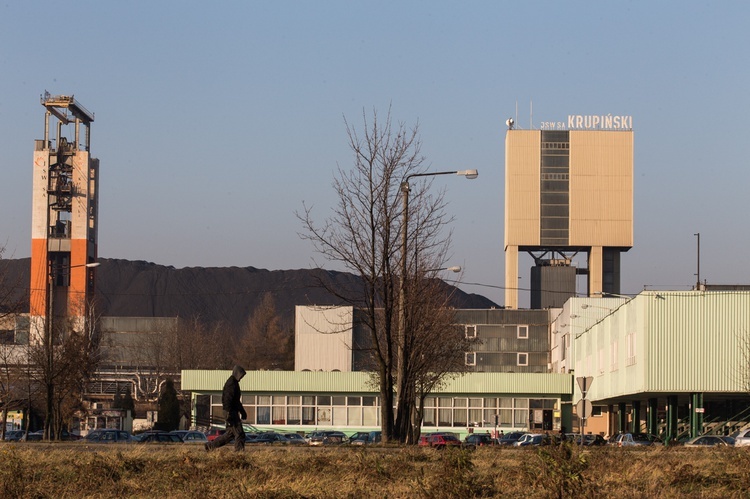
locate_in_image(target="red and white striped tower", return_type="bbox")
[30,93,99,339]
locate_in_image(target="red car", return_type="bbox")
[427,433,461,449]
[205,428,226,442]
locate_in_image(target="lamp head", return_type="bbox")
[456,169,478,179]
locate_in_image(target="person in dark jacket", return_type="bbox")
[205,365,247,452]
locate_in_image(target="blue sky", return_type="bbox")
[1,1,748,306]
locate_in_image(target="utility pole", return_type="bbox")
[694,233,700,289]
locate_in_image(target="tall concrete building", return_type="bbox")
[29,93,99,336]
[504,118,633,309]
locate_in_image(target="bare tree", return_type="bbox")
[298,108,458,442]
[167,316,231,371]
[25,298,101,440]
[0,246,26,439]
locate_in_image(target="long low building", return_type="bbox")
[181,370,574,439]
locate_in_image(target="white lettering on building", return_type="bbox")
[539,115,633,130]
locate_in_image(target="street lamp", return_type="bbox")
[397,169,478,421]
[45,260,99,440]
[427,266,462,273]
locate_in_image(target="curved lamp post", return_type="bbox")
[45,261,100,440]
[396,169,478,434]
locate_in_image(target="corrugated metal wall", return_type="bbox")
[294,306,353,372]
[575,291,750,402]
[645,291,750,392]
[568,131,633,247]
[505,130,541,246]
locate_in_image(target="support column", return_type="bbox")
[588,246,603,297]
[617,402,627,433]
[647,398,658,437]
[504,245,519,309]
[690,392,704,439]
[560,398,573,435]
[666,395,678,444]
[632,400,641,434]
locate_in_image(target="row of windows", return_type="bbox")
[588,334,638,375]
[465,352,529,366]
[210,395,380,427]
[541,142,570,149]
[540,173,569,180]
[465,324,528,339]
[207,395,559,429]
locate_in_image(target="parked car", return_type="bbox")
[683,435,729,447]
[497,431,526,446]
[463,433,497,448]
[418,432,449,447]
[428,433,462,449]
[308,431,348,446]
[350,431,382,445]
[84,429,134,443]
[170,430,208,444]
[205,428,226,442]
[20,429,80,441]
[581,434,607,446]
[612,433,657,447]
[245,432,272,444]
[279,433,308,445]
[719,436,736,446]
[136,431,183,443]
[3,430,25,441]
[20,431,43,442]
[252,432,307,445]
[731,428,750,447]
[514,433,539,447]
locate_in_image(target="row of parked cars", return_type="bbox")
[609,430,750,447]
[204,428,383,446]
[8,427,750,447]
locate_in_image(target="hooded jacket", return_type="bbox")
[222,365,246,414]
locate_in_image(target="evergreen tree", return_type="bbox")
[156,379,180,431]
[122,388,135,417]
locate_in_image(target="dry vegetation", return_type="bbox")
[1,443,750,498]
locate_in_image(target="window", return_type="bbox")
[0,330,13,345]
[465,325,477,339]
[626,332,636,366]
[517,325,529,339]
[465,352,476,366]
[517,353,528,366]
[592,406,604,417]
[611,341,619,371]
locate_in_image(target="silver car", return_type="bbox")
[730,428,750,447]
[169,430,208,444]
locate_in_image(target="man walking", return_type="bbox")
[206,365,247,452]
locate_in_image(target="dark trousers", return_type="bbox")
[208,412,245,451]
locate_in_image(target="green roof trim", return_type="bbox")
[182,370,573,397]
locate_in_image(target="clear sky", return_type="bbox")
[1,1,748,307]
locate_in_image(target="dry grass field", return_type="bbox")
[1,443,749,498]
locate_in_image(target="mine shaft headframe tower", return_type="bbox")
[30,92,99,329]
[504,126,633,309]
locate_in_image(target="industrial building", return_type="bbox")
[557,291,750,441]
[295,306,552,374]
[504,124,633,309]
